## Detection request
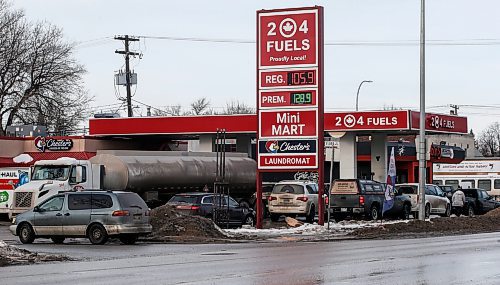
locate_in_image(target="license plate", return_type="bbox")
[341,208,348,212]
[133,215,142,221]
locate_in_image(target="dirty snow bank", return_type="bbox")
[224,220,409,240]
[0,240,70,266]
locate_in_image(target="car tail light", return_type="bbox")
[359,196,365,206]
[268,196,277,201]
[190,205,200,211]
[296,196,309,202]
[112,210,130,216]
[176,205,200,211]
[324,196,329,205]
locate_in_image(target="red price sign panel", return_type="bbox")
[258,154,318,169]
[259,109,317,139]
[260,68,317,89]
[259,89,317,108]
[258,8,318,68]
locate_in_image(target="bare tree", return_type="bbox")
[152,104,183,116]
[0,0,89,135]
[222,100,255,115]
[477,122,500,157]
[190,97,211,115]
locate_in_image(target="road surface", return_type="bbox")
[2,223,500,284]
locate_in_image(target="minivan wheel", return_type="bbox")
[370,205,380,221]
[306,205,315,223]
[119,234,138,245]
[88,224,108,245]
[18,223,35,244]
[51,237,65,244]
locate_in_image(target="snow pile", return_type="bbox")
[224,219,409,239]
[0,240,70,267]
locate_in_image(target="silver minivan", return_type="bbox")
[10,191,152,245]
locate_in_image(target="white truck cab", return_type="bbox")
[9,158,99,218]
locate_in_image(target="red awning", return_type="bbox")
[0,152,96,167]
[25,152,96,163]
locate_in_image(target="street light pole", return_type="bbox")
[418,0,427,221]
[355,80,373,111]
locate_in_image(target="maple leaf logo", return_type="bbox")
[343,114,356,128]
[283,22,293,32]
[279,18,296,38]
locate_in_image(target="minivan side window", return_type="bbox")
[39,196,65,212]
[92,194,113,209]
[68,194,91,210]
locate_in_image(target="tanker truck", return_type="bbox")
[9,150,257,218]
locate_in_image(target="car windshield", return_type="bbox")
[32,165,70,181]
[272,184,304,194]
[168,195,199,204]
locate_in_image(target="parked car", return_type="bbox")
[395,184,451,218]
[10,191,152,245]
[267,180,318,223]
[460,188,500,216]
[330,179,412,221]
[166,192,255,227]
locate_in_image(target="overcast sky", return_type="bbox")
[12,0,500,133]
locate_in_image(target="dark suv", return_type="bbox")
[167,192,255,227]
[10,191,152,245]
[461,188,500,216]
[330,179,412,221]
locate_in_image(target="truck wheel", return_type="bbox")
[88,224,108,245]
[18,223,35,244]
[243,215,255,227]
[306,205,315,223]
[401,204,411,220]
[369,205,380,220]
[51,237,65,244]
[119,234,138,245]
[270,214,280,222]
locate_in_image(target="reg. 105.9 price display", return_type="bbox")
[287,70,316,86]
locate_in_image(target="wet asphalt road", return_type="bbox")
[3,222,500,285]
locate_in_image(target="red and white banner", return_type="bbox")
[259,109,318,139]
[325,111,410,131]
[259,154,318,169]
[410,111,468,134]
[258,9,318,69]
[259,89,317,108]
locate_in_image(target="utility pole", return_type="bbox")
[418,0,426,221]
[450,104,459,115]
[115,35,140,117]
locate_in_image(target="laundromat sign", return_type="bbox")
[34,136,73,152]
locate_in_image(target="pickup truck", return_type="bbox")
[330,179,412,221]
[460,188,500,216]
